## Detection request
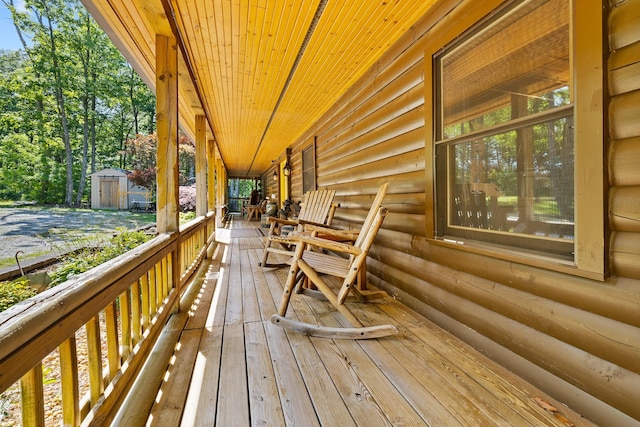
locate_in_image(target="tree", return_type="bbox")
[124,132,196,191]
[0,0,157,204]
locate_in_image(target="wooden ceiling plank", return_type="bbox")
[201,0,229,145]
[84,0,442,175]
[261,1,362,153]
[263,0,436,162]
[83,0,155,87]
[273,1,371,133]
[235,0,250,153]
[247,0,319,174]
[251,0,286,123]
[236,0,261,154]
[212,0,235,159]
[243,0,272,160]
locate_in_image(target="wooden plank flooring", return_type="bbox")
[146,216,597,427]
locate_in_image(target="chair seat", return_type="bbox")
[259,189,338,267]
[300,250,349,279]
[272,182,396,339]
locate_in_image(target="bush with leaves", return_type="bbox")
[49,229,152,286]
[179,184,196,212]
[0,278,37,312]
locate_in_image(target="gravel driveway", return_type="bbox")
[0,207,156,265]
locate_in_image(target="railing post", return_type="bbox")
[20,364,44,427]
[60,337,79,426]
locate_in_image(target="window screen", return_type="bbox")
[434,0,573,259]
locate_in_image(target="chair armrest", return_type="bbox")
[267,217,299,226]
[271,234,361,256]
[302,224,361,240]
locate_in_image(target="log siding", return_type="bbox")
[267,0,640,425]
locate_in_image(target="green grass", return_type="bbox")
[0,250,51,268]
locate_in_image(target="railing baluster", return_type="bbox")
[20,363,44,427]
[120,289,132,359]
[162,255,169,299]
[60,337,79,427]
[131,280,142,345]
[105,300,120,380]
[141,273,150,331]
[149,266,157,315]
[167,254,174,293]
[155,262,163,307]
[86,316,103,406]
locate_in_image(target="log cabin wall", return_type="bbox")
[274,0,640,425]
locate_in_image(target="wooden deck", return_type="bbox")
[125,216,596,427]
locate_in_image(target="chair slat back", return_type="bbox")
[298,189,336,225]
[354,182,389,248]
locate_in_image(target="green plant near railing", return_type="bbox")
[0,278,37,312]
[48,229,152,286]
[180,211,196,223]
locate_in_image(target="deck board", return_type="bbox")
[218,322,250,425]
[148,215,596,427]
[245,321,285,426]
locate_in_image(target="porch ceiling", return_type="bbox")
[80,0,438,177]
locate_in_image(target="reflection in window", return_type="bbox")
[302,141,316,194]
[434,0,573,258]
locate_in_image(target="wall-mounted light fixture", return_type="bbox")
[272,170,278,181]
[283,162,291,177]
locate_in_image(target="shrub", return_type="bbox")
[179,184,196,212]
[0,278,37,312]
[49,229,152,286]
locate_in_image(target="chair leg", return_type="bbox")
[297,259,364,328]
[294,270,307,294]
[277,242,306,316]
[260,221,278,266]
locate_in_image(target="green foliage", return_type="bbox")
[0,278,37,312]
[0,0,157,204]
[228,178,260,198]
[125,132,197,192]
[180,211,196,223]
[48,229,152,286]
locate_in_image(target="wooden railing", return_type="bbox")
[0,213,215,426]
[179,213,216,286]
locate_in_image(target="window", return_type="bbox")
[302,140,316,194]
[427,0,604,278]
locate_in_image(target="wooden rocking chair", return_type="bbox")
[270,182,399,339]
[259,189,338,267]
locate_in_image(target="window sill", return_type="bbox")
[428,236,606,282]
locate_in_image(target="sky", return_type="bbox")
[0,0,29,51]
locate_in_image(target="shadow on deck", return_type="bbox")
[118,215,595,427]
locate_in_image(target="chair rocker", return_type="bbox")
[259,189,338,267]
[270,182,399,339]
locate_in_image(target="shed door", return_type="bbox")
[100,178,119,209]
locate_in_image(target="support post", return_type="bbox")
[156,33,180,308]
[195,114,207,217]
[156,34,179,234]
[207,139,216,214]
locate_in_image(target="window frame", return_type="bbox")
[302,138,317,194]
[424,0,605,280]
